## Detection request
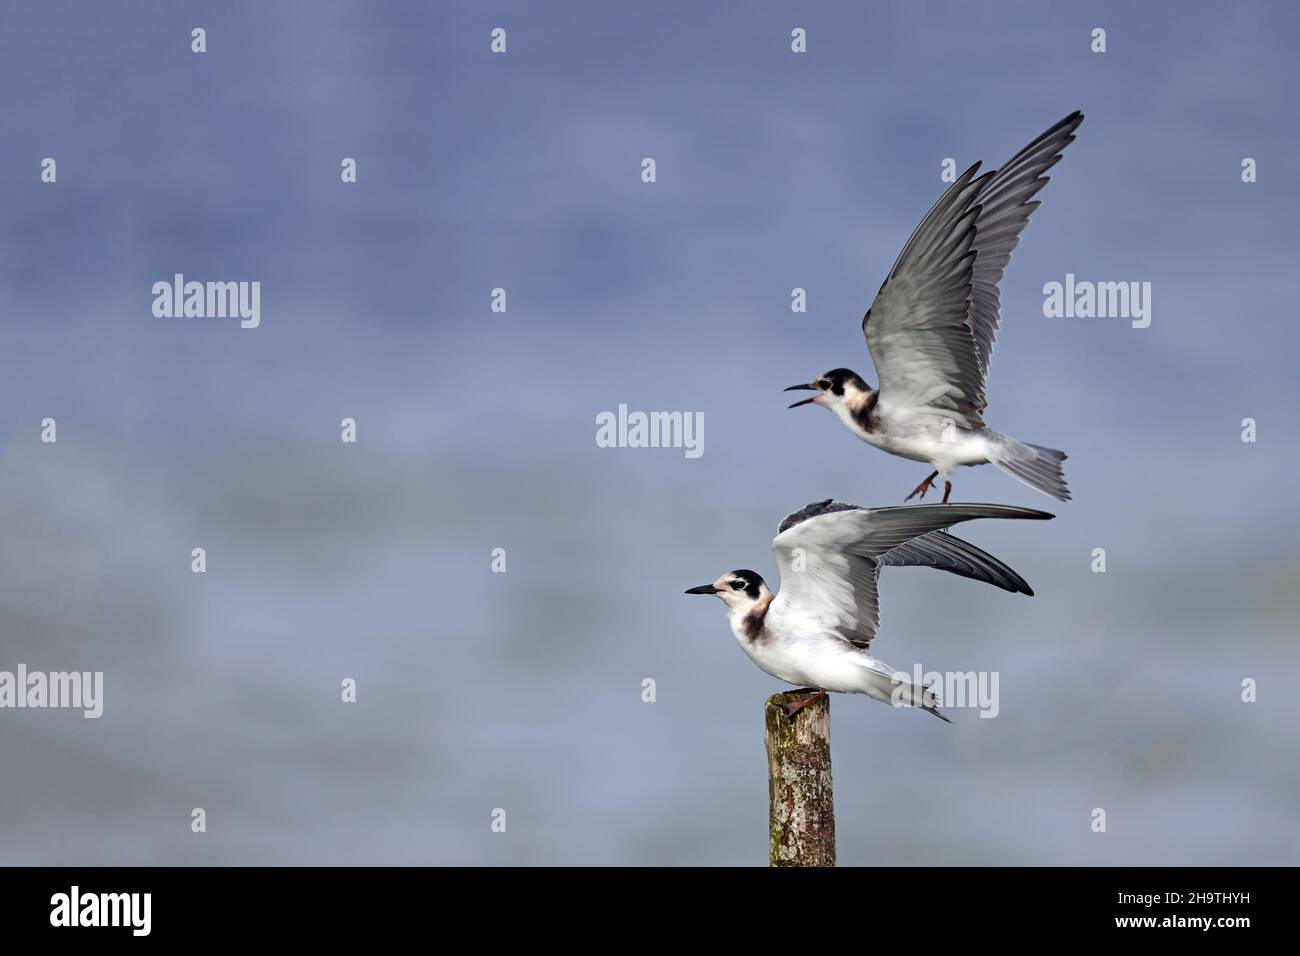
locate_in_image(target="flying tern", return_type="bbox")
[685,499,1051,720]
[786,112,1083,503]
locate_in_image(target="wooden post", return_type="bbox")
[764,689,836,866]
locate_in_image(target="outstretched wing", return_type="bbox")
[770,502,1051,650]
[967,111,1083,379]
[863,163,991,426]
[862,112,1083,424]
[770,510,885,650]
[777,499,1037,594]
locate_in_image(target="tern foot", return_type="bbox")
[905,471,940,502]
[782,688,828,718]
[942,480,952,504]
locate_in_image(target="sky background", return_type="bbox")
[0,1,1297,865]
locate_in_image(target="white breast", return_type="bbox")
[844,401,993,471]
[738,608,877,693]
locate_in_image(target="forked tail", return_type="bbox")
[986,432,1071,502]
[858,658,952,723]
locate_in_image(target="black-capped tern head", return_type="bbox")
[684,569,769,611]
[784,368,874,410]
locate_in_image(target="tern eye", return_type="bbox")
[731,581,746,590]
[817,379,831,390]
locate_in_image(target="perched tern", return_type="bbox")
[786,112,1083,503]
[685,499,1051,720]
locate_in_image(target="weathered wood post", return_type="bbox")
[764,689,836,866]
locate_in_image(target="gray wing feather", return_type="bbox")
[968,111,1083,379]
[862,164,991,425]
[862,113,1083,423]
[879,531,1034,595]
[849,503,1053,556]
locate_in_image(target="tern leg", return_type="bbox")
[781,689,815,716]
[905,471,939,502]
[942,480,953,504]
[781,688,828,718]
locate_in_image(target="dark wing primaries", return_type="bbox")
[879,530,1034,595]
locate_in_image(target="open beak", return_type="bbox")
[784,383,819,409]
[684,584,718,595]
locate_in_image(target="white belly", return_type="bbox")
[855,412,992,475]
[738,631,872,694]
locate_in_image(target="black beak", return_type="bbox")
[684,584,718,595]
[785,383,819,408]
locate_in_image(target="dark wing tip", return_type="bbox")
[890,529,1038,596]
[1054,110,1085,132]
[878,503,1055,520]
[971,504,1055,520]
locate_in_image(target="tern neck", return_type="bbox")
[731,590,774,643]
[836,388,877,435]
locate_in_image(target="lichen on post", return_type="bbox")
[764,689,836,866]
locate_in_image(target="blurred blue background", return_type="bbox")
[0,0,1296,865]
